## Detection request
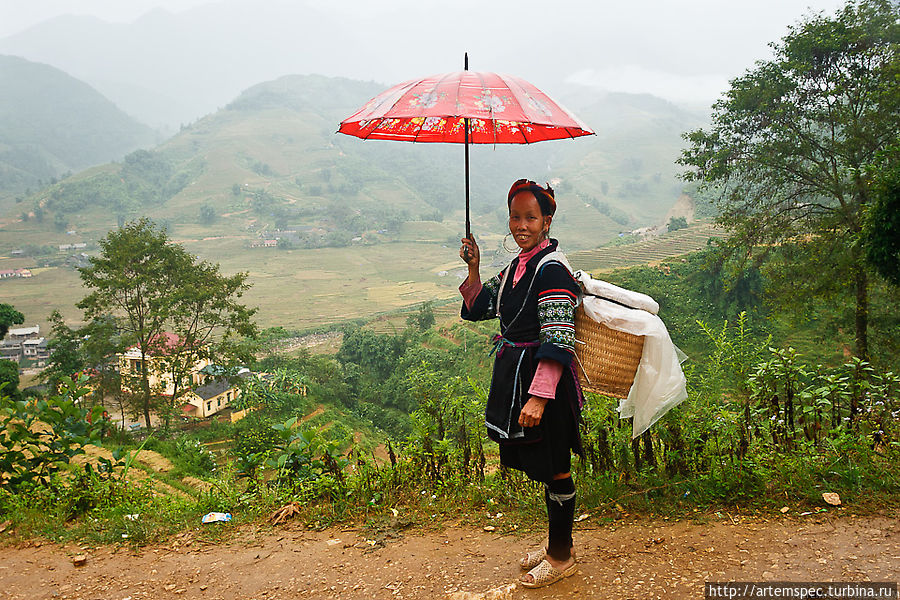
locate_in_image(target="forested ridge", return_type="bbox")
[0,55,157,202]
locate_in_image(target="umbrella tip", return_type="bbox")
[464,52,468,70]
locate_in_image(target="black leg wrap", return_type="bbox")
[545,477,576,561]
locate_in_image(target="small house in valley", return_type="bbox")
[118,333,244,419]
[181,375,244,419]
[2,325,43,364]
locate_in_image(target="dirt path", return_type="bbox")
[1,514,897,600]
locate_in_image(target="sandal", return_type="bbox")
[520,543,576,570]
[520,559,577,589]
[519,546,546,570]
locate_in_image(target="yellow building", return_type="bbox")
[118,333,245,419]
[118,333,210,397]
[181,377,241,419]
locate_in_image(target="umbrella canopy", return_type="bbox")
[338,59,594,241]
[338,70,594,144]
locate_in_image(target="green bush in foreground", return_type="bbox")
[0,375,105,491]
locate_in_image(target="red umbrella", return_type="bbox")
[338,55,594,241]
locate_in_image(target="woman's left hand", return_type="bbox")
[518,396,549,428]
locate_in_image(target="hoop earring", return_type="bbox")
[502,233,518,253]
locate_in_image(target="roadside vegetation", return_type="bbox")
[2,242,898,548]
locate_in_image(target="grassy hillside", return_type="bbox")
[0,55,157,208]
[0,74,707,332]
[569,222,728,272]
[552,92,707,225]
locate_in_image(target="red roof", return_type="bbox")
[152,332,182,348]
[127,332,184,355]
[181,403,197,413]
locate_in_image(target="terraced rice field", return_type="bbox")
[363,301,460,335]
[569,223,727,273]
[362,224,728,334]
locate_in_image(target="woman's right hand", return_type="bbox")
[460,236,480,267]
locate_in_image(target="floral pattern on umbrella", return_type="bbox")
[339,71,593,144]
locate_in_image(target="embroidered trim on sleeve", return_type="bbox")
[537,288,577,353]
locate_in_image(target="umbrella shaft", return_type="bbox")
[465,117,470,240]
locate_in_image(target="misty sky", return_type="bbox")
[1,0,849,107]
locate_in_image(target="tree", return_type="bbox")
[154,257,257,429]
[0,304,24,339]
[0,304,25,399]
[336,328,408,381]
[42,311,84,391]
[406,301,436,332]
[78,219,257,429]
[679,0,899,360]
[0,360,18,399]
[199,203,217,225]
[43,312,127,426]
[863,141,900,286]
[667,216,688,232]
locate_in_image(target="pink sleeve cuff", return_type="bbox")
[459,278,483,311]
[528,359,563,399]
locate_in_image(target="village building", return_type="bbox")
[7,326,40,341]
[182,375,242,418]
[1,326,43,364]
[58,243,87,252]
[0,339,22,363]
[0,269,32,279]
[119,333,211,395]
[22,337,49,363]
[118,333,243,419]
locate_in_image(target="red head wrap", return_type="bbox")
[507,179,556,216]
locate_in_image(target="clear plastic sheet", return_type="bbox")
[574,270,688,438]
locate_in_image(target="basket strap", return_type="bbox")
[495,263,512,319]
[537,252,582,307]
[581,292,636,311]
[571,340,593,387]
[496,250,578,334]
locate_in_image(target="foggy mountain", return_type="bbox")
[0,0,719,131]
[0,54,158,200]
[0,3,425,130]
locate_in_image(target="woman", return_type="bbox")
[459,179,583,589]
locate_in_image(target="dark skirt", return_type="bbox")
[487,346,582,483]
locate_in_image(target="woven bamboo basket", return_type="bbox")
[573,305,645,399]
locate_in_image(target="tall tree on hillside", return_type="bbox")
[78,219,257,429]
[42,311,85,391]
[863,141,900,286]
[0,304,25,399]
[679,0,899,360]
[0,304,25,340]
[43,312,128,426]
[154,258,257,430]
[0,360,19,399]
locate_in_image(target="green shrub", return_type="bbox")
[0,375,104,491]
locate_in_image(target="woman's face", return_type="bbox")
[508,191,551,252]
